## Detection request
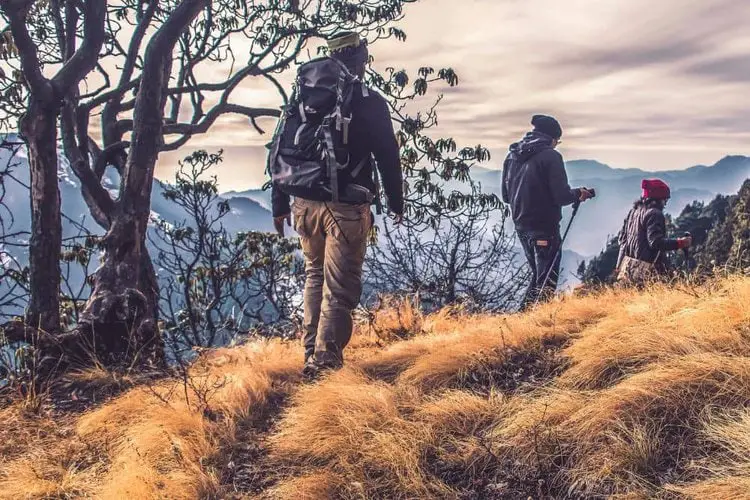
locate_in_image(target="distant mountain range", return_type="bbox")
[221,155,750,259]
[0,138,272,269]
[1,137,748,302]
[454,155,750,257]
[222,188,272,214]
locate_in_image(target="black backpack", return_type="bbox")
[268,57,373,204]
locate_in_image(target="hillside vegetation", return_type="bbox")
[2,278,750,499]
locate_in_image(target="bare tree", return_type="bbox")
[1,0,424,366]
[1,0,505,368]
[0,138,28,319]
[151,150,303,358]
[0,0,105,334]
[0,137,98,325]
[366,197,527,312]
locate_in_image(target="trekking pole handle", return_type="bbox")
[574,187,596,210]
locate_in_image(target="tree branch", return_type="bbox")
[63,0,78,61]
[48,0,67,57]
[164,104,280,135]
[167,65,262,95]
[118,0,210,215]
[61,102,115,228]
[83,78,139,111]
[52,0,106,94]
[1,0,51,99]
[79,63,111,99]
[160,104,279,152]
[93,140,130,178]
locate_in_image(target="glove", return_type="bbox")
[677,236,692,249]
[578,188,595,202]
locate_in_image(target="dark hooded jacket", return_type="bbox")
[501,131,580,233]
[617,199,680,272]
[271,51,403,218]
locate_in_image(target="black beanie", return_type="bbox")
[531,114,563,139]
[327,32,369,72]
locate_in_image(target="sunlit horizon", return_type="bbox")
[157,0,750,192]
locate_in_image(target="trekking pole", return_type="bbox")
[682,231,692,276]
[533,189,596,308]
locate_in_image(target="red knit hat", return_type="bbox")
[642,179,671,200]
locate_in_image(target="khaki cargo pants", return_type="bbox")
[292,198,372,367]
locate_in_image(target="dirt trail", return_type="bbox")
[226,309,605,499]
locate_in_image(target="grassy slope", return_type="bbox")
[1,279,750,499]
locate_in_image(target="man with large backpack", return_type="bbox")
[616,179,692,284]
[502,115,594,310]
[269,32,403,378]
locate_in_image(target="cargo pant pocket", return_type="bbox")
[327,205,368,245]
[291,202,310,238]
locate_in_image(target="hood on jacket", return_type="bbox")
[509,131,556,164]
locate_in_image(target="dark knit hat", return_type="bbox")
[327,32,363,53]
[531,114,563,140]
[327,32,369,73]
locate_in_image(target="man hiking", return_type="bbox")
[269,32,403,378]
[616,179,692,284]
[502,115,594,311]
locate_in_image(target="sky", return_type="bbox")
[157,0,750,191]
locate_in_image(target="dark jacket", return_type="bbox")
[501,131,580,233]
[617,200,680,271]
[272,86,403,217]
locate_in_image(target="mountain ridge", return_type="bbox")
[2,146,748,273]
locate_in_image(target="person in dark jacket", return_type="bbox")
[271,32,403,378]
[616,179,692,283]
[502,115,594,310]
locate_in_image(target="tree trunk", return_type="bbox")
[72,0,208,367]
[20,101,61,334]
[75,227,163,365]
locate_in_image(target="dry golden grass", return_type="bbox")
[0,340,301,499]
[266,277,750,499]
[2,276,750,498]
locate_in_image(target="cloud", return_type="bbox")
[157,146,269,192]
[685,55,750,83]
[379,0,750,171]
[166,0,750,188]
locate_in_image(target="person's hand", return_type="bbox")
[274,214,291,237]
[579,188,595,202]
[677,236,693,249]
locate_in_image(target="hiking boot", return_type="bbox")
[313,350,343,370]
[314,361,343,375]
[302,361,319,381]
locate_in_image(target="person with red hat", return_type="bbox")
[616,179,692,283]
